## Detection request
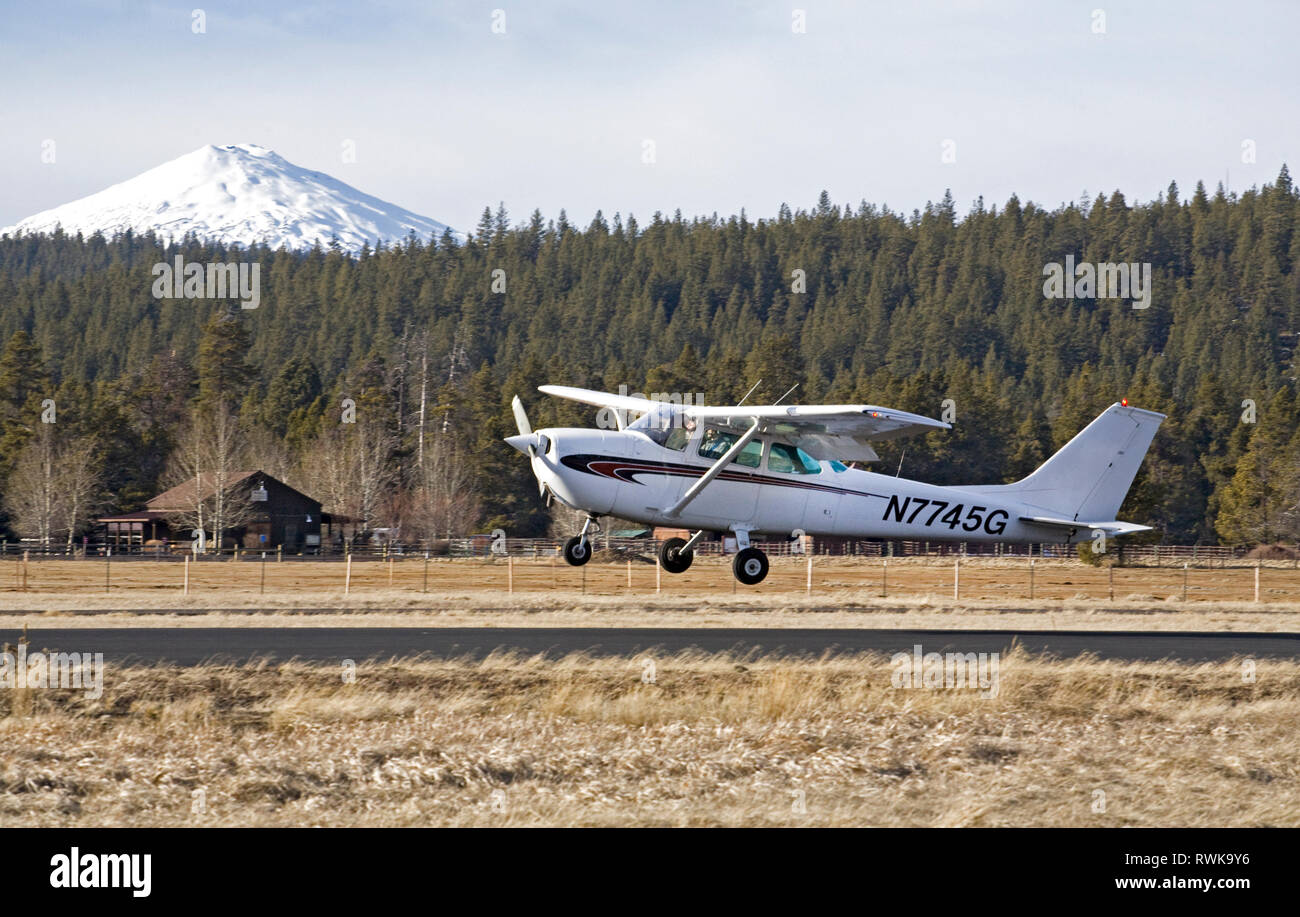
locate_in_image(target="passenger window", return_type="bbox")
[736,439,762,468]
[769,442,821,474]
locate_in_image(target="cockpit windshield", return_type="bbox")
[628,405,694,449]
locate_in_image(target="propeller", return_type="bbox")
[505,396,548,484]
[507,395,537,456]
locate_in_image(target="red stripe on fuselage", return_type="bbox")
[564,454,885,499]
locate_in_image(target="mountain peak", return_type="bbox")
[1,145,455,252]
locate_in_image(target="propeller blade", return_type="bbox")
[511,395,532,436]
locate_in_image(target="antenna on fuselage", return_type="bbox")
[735,379,762,407]
[895,448,906,477]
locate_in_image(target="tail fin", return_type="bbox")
[969,403,1165,521]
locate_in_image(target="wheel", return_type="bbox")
[658,537,694,574]
[732,547,769,585]
[563,535,591,566]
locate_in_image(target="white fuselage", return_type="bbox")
[527,426,1078,544]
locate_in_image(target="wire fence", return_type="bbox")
[1,536,1296,569]
[4,551,1299,603]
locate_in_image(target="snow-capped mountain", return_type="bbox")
[1,143,456,252]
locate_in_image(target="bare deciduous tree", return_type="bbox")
[56,434,104,550]
[3,426,103,549]
[296,408,397,539]
[410,433,481,541]
[4,425,57,546]
[165,403,255,551]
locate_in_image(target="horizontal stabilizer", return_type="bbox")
[1020,516,1152,536]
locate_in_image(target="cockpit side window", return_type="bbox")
[663,426,690,451]
[697,427,762,468]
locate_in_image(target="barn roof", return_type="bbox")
[146,471,261,510]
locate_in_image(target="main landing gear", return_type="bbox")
[658,536,695,574]
[563,515,598,566]
[657,530,771,585]
[732,547,769,585]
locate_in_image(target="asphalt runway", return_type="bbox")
[1,627,1297,665]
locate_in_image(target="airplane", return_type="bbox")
[505,385,1165,585]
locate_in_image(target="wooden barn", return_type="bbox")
[97,471,341,552]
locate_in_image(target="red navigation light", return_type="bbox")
[1121,398,1128,407]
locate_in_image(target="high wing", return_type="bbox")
[537,385,949,462]
[683,404,948,462]
[538,385,662,419]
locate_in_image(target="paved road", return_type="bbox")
[1,627,1297,665]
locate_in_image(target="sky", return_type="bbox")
[1,0,1297,232]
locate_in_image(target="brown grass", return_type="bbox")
[3,650,1297,826]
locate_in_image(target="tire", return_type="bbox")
[563,535,591,566]
[732,547,769,585]
[658,537,694,574]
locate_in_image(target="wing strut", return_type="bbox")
[665,419,761,518]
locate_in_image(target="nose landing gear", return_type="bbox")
[563,536,591,566]
[562,515,599,566]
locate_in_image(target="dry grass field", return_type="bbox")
[2,649,1296,827]
[6,556,1294,827]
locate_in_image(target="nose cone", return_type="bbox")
[505,433,534,455]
